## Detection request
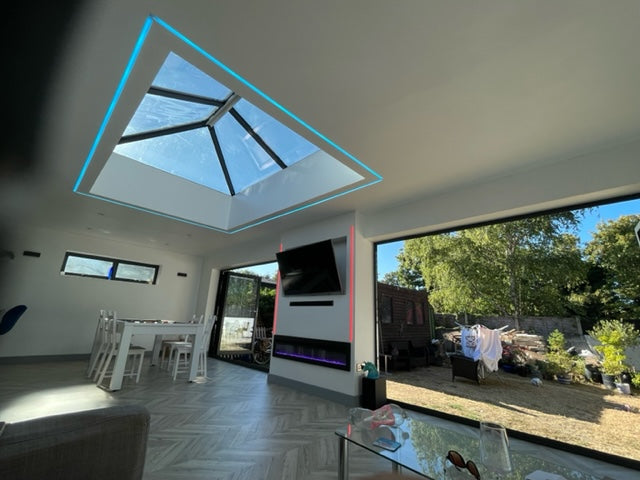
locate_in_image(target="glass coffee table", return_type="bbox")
[336,415,603,480]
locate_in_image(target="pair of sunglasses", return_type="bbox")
[446,450,481,480]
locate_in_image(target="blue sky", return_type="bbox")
[576,198,640,244]
[239,197,640,280]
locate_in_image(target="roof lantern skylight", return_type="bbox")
[74,15,381,233]
[115,53,320,195]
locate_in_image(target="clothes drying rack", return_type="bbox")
[452,322,510,382]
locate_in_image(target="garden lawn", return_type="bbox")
[386,364,640,461]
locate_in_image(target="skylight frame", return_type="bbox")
[74,15,382,233]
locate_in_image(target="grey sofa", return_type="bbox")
[0,404,150,480]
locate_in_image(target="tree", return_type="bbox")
[381,262,424,289]
[584,214,640,321]
[395,212,587,329]
[562,262,609,329]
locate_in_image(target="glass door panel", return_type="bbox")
[216,272,260,356]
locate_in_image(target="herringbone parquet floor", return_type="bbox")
[0,358,408,479]
[2,358,637,479]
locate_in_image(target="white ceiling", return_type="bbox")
[4,0,640,259]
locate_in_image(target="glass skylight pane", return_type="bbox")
[234,99,319,166]
[115,128,230,194]
[153,52,232,101]
[123,94,216,136]
[215,113,281,192]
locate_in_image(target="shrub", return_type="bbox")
[545,329,583,380]
[589,319,639,351]
[589,320,640,378]
[547,329,566,354]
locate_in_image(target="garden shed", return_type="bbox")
[377,282,434,370]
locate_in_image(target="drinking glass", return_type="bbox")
[479,421,512,478]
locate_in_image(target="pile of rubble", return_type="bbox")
[502,330,546,352]
[439,328,547,352]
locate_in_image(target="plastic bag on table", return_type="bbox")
[348,403,406,430]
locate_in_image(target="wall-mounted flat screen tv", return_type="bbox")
[276,239,343,296]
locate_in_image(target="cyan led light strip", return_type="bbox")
[74,16,154,192]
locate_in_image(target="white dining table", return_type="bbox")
[108,319,205,391]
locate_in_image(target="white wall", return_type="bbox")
[352,212,376,376]
[195,213,376,400]
[268,212,376,399]
[0,225,203,357]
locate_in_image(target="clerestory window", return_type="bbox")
[61,252,159,284]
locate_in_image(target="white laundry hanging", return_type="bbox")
[461,325,481,360]
[477,325,503,372]
[458,323,505,375]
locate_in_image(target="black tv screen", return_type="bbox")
[276,239,343,296]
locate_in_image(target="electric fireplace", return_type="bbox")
[272,335,351,371]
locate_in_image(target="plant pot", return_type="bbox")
[615,382,631,395]
[501,364,516,374]
[601,373,616,389]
